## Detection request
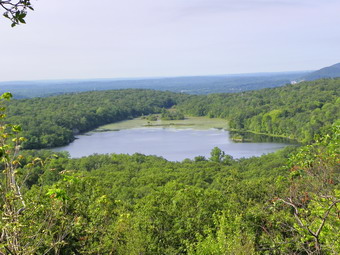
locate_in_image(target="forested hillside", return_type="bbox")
[303,63,340,81]
[5,90,189,148]
[5,78,339,149]
[179,78,340,143]
[1,123,339,254]
[1,0,339,253]
[0,78,339,254]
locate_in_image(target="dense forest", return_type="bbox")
[178,79,340,143]
[4,78,340,149]
[0,79,339,254]
[5,90,189,148]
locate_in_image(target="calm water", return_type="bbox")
[53,128,291,161]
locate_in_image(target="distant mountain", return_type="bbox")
[303,63,340,81]
[0,71,308,98]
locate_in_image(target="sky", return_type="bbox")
[0,0,339,81]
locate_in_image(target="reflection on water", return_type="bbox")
[53,128,295,161]
[229,131,297,143]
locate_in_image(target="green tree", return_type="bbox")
[0,0,33,26]
[209,147,233,165]
[277,123,340,254]
[0,92,27,253]
[0,93,76,254]
[210,147,225,163]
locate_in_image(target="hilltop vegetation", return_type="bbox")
[303,63,340,81]
[4,78,340,149]
[5,90,189,148]
[178,78,340,143]
[0,79,339,254]
[1,123,339,254]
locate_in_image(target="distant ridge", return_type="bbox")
[303,63,340,81]
[0,71,309,98]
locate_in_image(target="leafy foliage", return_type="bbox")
[178,78,340,143]
[0,78,339,253]
[0,0,33,26]
[4,79,339,151]
[5,89,188,148]
[0,93,75,254]
[277,122,339,253]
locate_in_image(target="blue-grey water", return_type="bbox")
[53,128,290,161]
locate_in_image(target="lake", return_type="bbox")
[53,117,292,161]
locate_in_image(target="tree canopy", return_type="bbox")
[4,79,339,150]
[0,79,339,254]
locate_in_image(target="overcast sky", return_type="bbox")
[0,0,339,81]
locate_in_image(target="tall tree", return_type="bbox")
[0,93,75,254]
[278,123,340,254]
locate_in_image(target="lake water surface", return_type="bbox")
[53,127,291,161]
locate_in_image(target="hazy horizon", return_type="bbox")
[0,69,312,84]
[1,0,339,81]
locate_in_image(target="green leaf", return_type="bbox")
[1,92,13,100]
[12,125,22,133]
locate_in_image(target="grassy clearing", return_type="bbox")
[96,116,228,131]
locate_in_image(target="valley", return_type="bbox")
[1,0,339,253]
[0,79,339,254]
